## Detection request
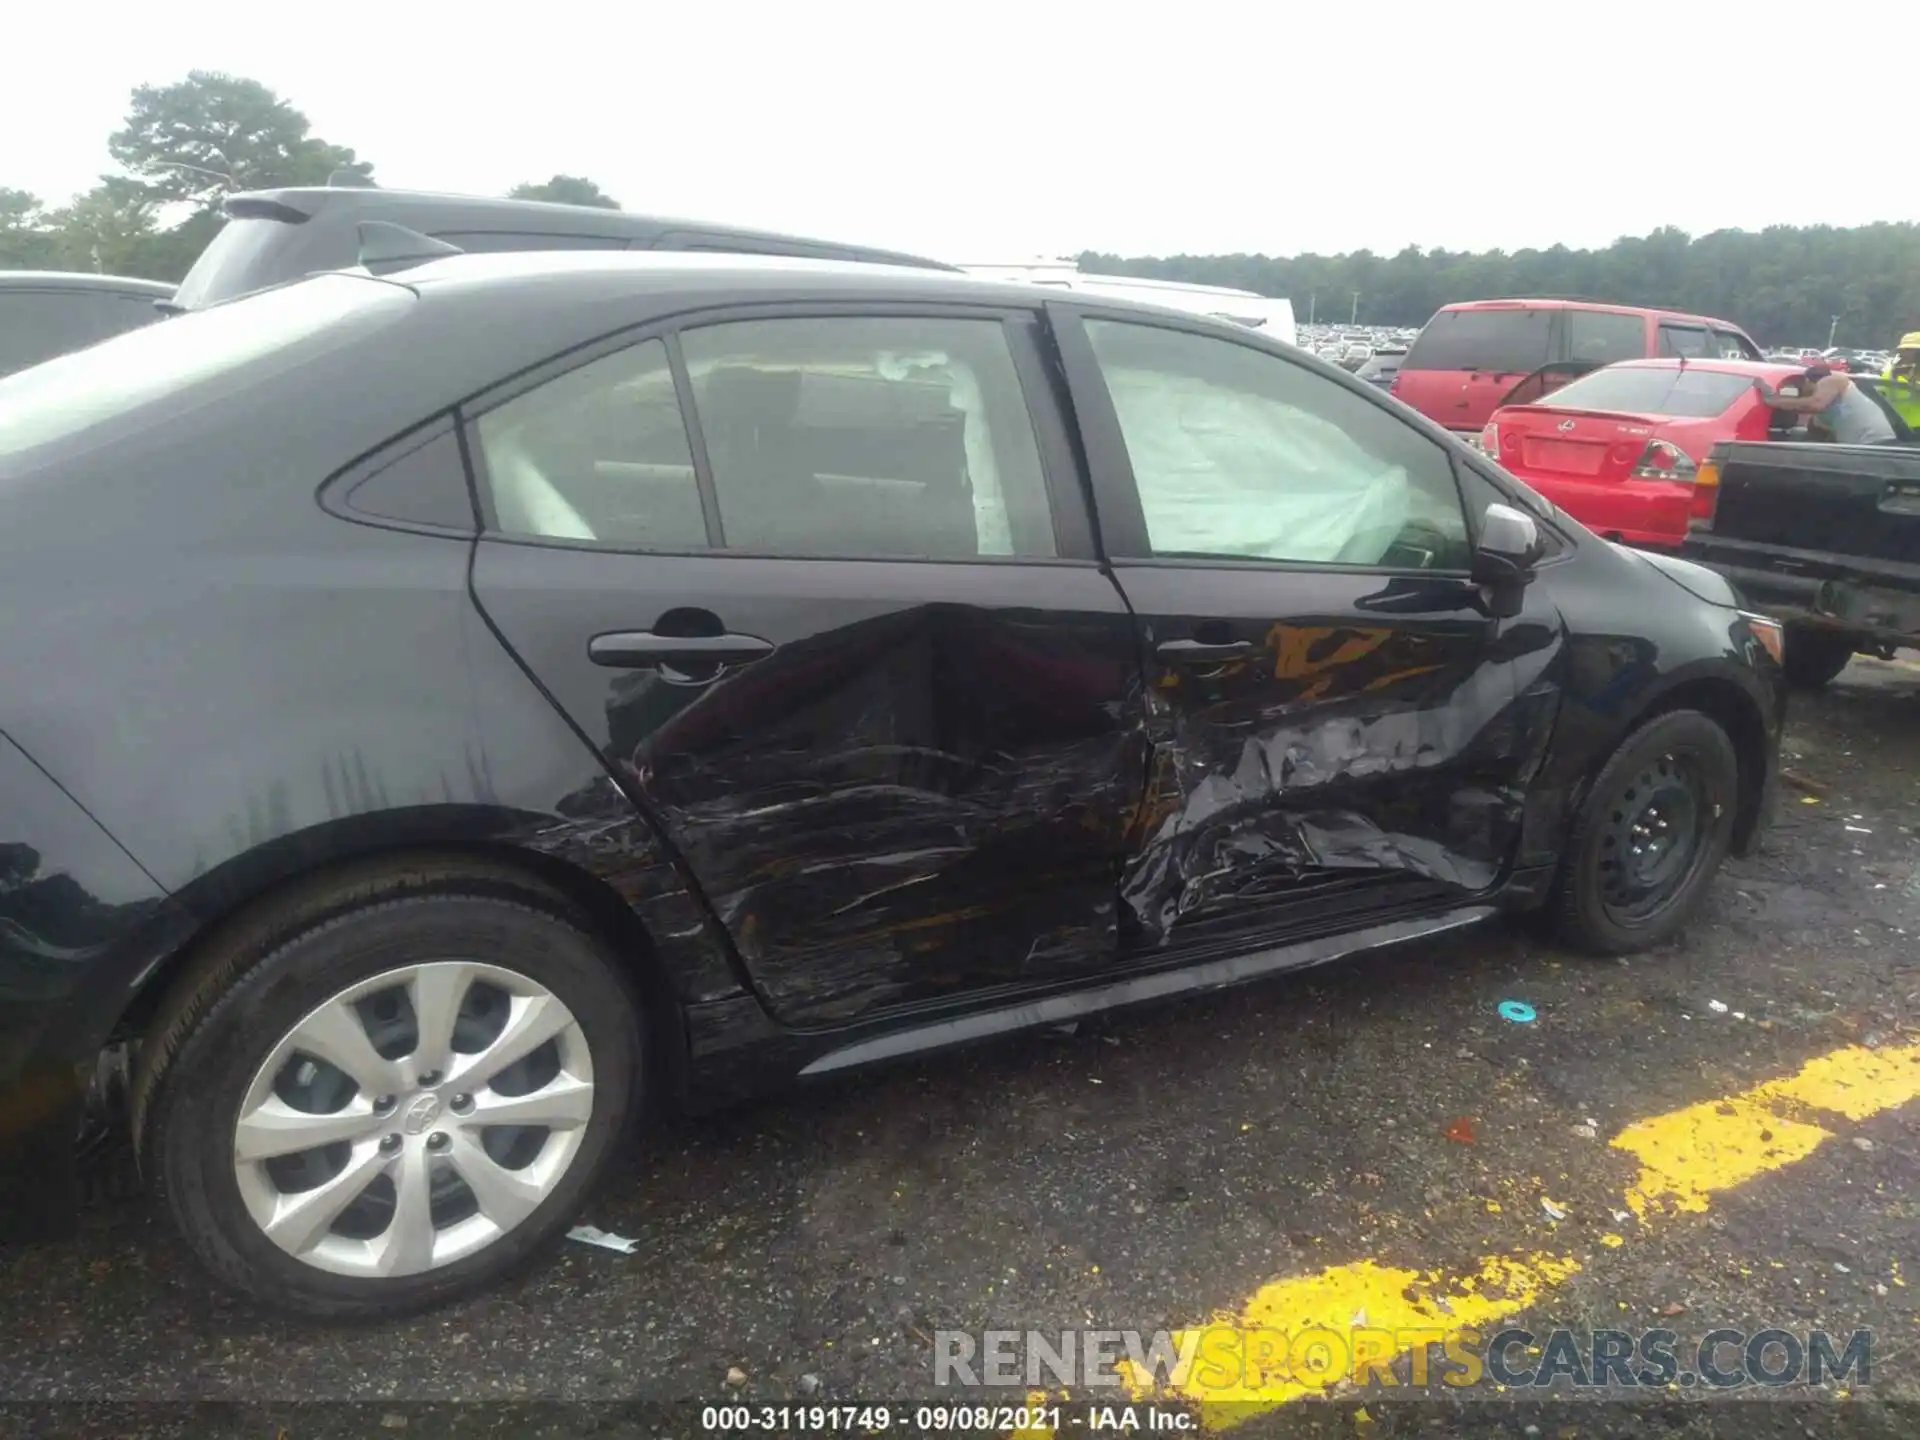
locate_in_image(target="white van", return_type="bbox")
[958,260,1298,348]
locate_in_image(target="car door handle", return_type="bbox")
[1155,638,1254,663]
[588,630,776,669]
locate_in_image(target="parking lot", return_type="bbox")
[4,659,1917,1438]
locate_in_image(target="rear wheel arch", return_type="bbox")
[123,843,685,1152]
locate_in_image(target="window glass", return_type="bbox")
[1657,324,1712,358]
[1404,307,1554,371]
[1085,319,1470,569]
[0,292,119,377]
[0,290,158,378]
[344,427,477,531]
[680,316,1057,559]
[1710,327,1758,360]
[1539,365,1752,419]
[171,216,296,310]
[106,293,167,335]
[1565,309,1647,366]
[477,338,706,548]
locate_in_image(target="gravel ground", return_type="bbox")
[3,659,1917,1439]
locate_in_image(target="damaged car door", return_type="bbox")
[466,307,1147,1026]
[1049,309,1562,950]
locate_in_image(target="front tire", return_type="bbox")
[1553,709,1739,955]
[143,888,640,1318]
[1781,625,1856,690]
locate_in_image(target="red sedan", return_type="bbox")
[1479,358,1805,550]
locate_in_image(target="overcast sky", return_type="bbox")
[7,2,1912,261]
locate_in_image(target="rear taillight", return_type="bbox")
[1630,439,1697,483]
[1479,422,1499,457]
[1689,459,1721,526]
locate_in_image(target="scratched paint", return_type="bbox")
[1101,1043,1920,1431]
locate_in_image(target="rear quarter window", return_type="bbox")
[1405,307,1554,372]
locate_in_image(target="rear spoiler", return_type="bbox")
[223,194,314,225]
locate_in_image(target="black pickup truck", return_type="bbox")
[1685,423,1920,688]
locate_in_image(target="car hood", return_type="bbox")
[1612,542,1739,608]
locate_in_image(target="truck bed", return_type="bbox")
[1683,439,1920,646]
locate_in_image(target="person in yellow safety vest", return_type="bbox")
[1882,332,1920,430]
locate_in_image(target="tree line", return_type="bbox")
[5,71,1914,349]
[0,72,621,283]
[1079,222,1920,349]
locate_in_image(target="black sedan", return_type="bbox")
[0,246,1785,1317]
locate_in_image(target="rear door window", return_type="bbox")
[1657,323,1712,359]
[474,315,1061,560]
[683,316,1059,558]
[1404,307,1555,373]
[1565,309,1648,366]
[1710,326,1760,360]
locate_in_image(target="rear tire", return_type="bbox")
[1553,709,1739,955]
[142,885,640,1319]
[1781,626,1856,690]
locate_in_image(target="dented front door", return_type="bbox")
[1048,306,1562,949]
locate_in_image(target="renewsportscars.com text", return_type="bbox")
[934,1326,1872,1391]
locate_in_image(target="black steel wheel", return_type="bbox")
[1554,709,1740,954]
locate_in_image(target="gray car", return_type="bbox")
[0,271,174,377]
[169,175,954,311]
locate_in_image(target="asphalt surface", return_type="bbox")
[3,659,1918,1440]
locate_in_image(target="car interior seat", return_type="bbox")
[697,366,835,551]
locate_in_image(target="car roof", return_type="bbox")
[372,247,1294,329]
[225,186,956,272]
[1438,297,1743,325]
[0,270,174,296]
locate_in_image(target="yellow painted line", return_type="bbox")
[1615,1043,1920,1217]
[1100,1043,1919,1431]
[1760,1042,1920,1118]
[1612,1096,1831,1218]
[1117,1252,1582,1422]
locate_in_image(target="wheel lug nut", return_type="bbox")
[373,1095,395,1113]
[450,1094,473,1114]
[380,1134,402,1154]
[417,1070,442,1087]
[426,1132,450,1152]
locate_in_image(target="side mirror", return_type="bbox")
[1472,502,1540,617]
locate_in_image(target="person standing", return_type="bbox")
[1753,364,1897,444]
[1881,332,1920,431]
